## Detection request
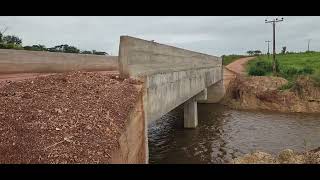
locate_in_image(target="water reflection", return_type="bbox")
[148,104,320,164]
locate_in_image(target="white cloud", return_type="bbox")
[0,16,319,56]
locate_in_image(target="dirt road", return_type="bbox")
[223,56,255,90]
[225,56,256,75]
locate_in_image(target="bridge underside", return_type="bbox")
[142,67,224,128]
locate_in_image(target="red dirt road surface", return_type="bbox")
[225,56,256,75]
[0,71,142,164]
[223,57,255,90]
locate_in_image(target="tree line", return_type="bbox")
[246,50,262,56]
[0,31,108,55]
[247,47,289,56]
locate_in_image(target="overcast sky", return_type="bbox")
[0,16,319,56]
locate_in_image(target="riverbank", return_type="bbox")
[233,148,320,164]
[221,75,320,113]
[221,54,320,114]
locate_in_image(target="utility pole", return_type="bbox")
[265,17,284,76]
[265,40,271,59]
[308,39,311,52]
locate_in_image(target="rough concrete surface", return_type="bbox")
[0,49,118,74]
[110,93,147,163]
[118,36,222,78]
[118,36,224,123]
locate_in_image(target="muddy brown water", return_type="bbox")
[148,104,320,164]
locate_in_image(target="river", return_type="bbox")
[148,104,320,164]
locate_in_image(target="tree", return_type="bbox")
[281,46,287,54]
[81,50,93,54]
[0,26,8,43]
[254,50,262,56]
[3,35,22,45]
[23,46,32,50]
[48,44,80,53]
[34,44,46,51]
[24,44,47,51]
[247,50,254,56]
[92,50,108,55]
[47,45,61,52]
[63,45,80,53]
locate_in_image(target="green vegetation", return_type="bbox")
[0,33,24,50]
[247,52,320,87]
[0,31,108,55]
[311,71,320,87]
[278,81,295,90]
[246,50,262,56]
[222,54,247,65]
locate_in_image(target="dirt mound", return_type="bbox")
[233,148,320,164]
[221,76,320,113]
[0,71,142,164]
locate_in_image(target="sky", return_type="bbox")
[0,16,319,56]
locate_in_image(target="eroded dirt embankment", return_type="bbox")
[0,71,144,163]
[222,55,320,113]
[221,75,320,113]
[233,148,320,164]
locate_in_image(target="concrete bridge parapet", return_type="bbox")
[118,36,225,163]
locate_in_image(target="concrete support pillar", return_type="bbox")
[184,97,198,128]
[199,80,225,104]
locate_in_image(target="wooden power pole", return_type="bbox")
[265,17,284,76]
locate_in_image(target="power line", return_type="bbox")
[265,17,284,76]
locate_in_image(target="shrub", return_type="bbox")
[279,66,314,79]
[300,66,314,75]
[81,50,93,54]
[255,61,273,72]
[280,66,299,77]
[278,81,294,90]
[0,43,23,50]
[248,66,266,76]
[311,71,320,87]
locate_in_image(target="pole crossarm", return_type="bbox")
[265,18,284,24]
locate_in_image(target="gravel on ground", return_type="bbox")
[0,71,142,164]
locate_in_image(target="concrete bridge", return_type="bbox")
[118,36,225,163]
[0,35,225,164]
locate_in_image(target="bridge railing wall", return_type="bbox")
[0,49,118,74]
[118,36,222,78]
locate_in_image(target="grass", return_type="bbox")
[246,52,320,87]
[311,71,320,87]
[222,54,248,65]
[278,81,295,90]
